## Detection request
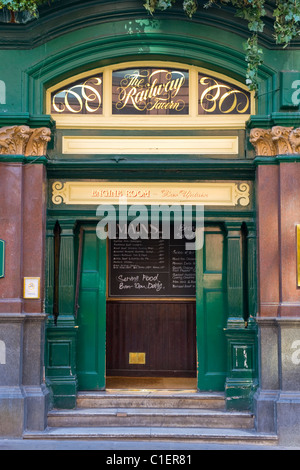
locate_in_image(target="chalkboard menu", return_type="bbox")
[109,234,195,298]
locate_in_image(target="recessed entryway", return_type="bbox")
[106,376,197,390]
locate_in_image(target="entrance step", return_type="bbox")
[47,407,254,429]
[22,391,278,446]
[76,391,226,410]
[23,426,278,446]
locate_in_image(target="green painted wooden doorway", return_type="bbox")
[76,223,227,391]
[76,225,107,390]
[196,225,227,390]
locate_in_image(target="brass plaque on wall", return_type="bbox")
[129,353,146,365]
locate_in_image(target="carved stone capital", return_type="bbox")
[271,126,293,155]
[250,126,300,157]
[25,127,51,157]
[249,128,276,156]
[289,128,300,154]
[0,125,51,156]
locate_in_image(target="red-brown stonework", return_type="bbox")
[0,126,50,316]
[23,164,46,314]
[278,162,300,316]
[252,127,300,318]
[0,163,23,313]
[257,164,280,317]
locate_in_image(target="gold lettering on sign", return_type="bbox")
[113,68,188,114]
[52,181,250,207]
[51,76,103,114]
[198,75,250,115]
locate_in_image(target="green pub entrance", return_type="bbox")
[76,222,228,392]
[45,63,257,411]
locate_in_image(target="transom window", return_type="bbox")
[47,62,254,129]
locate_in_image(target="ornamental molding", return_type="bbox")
[0,125,51,156]
[52,181,250,207]
[250,126,300,156]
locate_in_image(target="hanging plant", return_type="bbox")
[0,0,300,92]
[143,0,300,93]
[0,0,50,20]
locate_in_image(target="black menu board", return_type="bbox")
[109,233,196,298]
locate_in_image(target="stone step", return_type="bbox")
[23,426,278,446]
[48,407,254,429]
[76,391,225,410]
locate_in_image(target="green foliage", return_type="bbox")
[0,0,49,16]
[274,0,300,47]
[143,0,300,93]
[1,0,300,92]
[143,0,176,14]
[244,33,263,92]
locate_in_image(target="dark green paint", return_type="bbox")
[225,326,258,411]
[224,221,258,411]
[76,226,107,390]
[45,220,78,408]
[46,325,78,409]
[196,227,227,390]
[280,71,300,110]
[3,0,295,410]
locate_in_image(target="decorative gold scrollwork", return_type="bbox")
[51,77,102,114]
[198,76,250,115]
[234,183,250,207]
[52,181,67,205]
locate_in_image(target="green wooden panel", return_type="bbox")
[76,226,107,390]
[196,227,227,390]
[77,224,227,391]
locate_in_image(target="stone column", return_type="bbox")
[225,222,244,328]
[22,162,49,431]
[251,126,300,445]
[0,125,51,436]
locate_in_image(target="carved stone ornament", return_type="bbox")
[0,125,51,156]
[250,126,300,156]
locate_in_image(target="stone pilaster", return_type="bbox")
[45,220,78,409]
[252,126,300,445]
[0,125,50,436]
[224,222,258,411]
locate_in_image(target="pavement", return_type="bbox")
[0,439,298,451]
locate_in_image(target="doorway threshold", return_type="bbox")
[106,376,197,391]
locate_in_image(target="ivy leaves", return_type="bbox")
[0,0,47,16]
[274,0,300,47]
[244,33,263,92]
[143,0,198,17]
[143,0,300,93]
[143,0,175,14]
[0,0,300,93]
